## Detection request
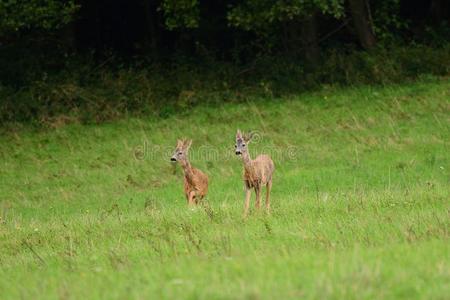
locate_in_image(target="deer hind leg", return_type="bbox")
[188,191,196,206]
[265,180,272,214]
[255,186,262,209]
[196,194,205,205]
[243,188,252,217]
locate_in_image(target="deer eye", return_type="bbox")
[242,144,246,147]
[235,144,237,148]
[178,152,182,155]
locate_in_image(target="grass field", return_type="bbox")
[0,78,449,299]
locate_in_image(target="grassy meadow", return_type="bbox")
[0,78,449,299]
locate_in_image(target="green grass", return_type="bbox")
[0,78,449,299]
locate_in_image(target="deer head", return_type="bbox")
[235,129,254,156]
[171,139,192,162]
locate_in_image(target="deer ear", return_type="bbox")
[236,129,242,139]
[176,139,183,148]
[243,131,253,142]
[183,139,192,150]
[250,131,256,141]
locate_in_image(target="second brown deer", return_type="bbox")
[235,130,275,216]
[171,139,208,205]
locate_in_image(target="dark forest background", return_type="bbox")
[0,0,449,126]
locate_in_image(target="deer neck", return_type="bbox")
[180,159,194,179]
[241,151,253,171]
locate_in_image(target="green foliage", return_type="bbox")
[158,0,345,31]
[0,80,449,298]
[227,0,345,31]
[0,0,79,36]
[159,0,200,30]
[371,0,409,43]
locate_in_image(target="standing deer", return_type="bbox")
[171,139,208,205]
[235,130,275,216]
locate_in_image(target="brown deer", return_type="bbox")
[171,139,208,205]
[235,130,275,216]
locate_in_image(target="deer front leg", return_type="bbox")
[255,186,262,209]
[243,188,251,217]
[265,180,272,214]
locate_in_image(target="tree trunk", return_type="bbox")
[348,0,376,49]
[143,0,159,56]
[59,22,76,52]
[430,0,449,24]
[285,14,320,67]
[300,14,320,66]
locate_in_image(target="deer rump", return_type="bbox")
[184,168,208,197]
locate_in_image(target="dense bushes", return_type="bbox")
[1,43,449,127]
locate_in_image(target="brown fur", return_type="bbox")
[235,130,275,216]
[171,139,208,205]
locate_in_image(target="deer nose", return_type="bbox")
[170,157,176,161]
[235,151,241,155]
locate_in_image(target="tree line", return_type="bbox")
[1,0,449,64]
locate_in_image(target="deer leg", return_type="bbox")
[188,191,196,206]
[266,180,272,214]
[243,188,251,217]
[196,195,204,205]
[255,186,262,209]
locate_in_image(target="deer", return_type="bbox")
[171,139,208,206]
[235,130,275,216]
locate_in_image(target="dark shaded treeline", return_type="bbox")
[74,0,259,60]
[0,0,448,65]
[71,0,449,60]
